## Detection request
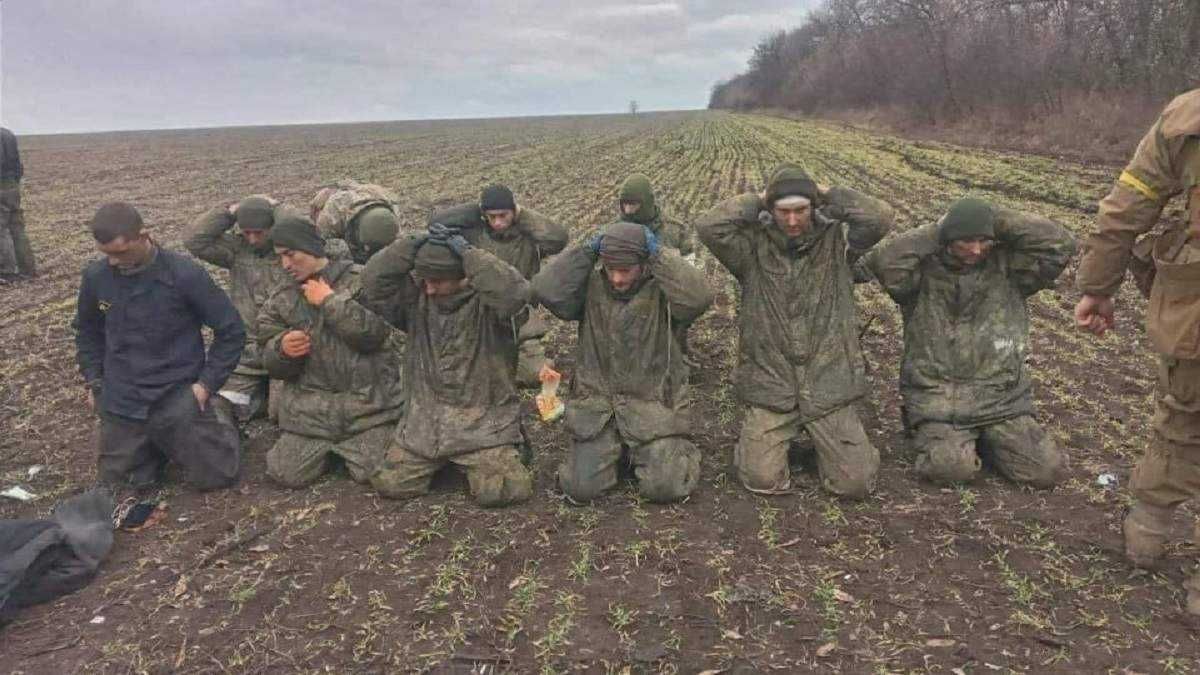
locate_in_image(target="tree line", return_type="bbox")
[709,0,1199,126]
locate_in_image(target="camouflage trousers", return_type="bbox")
[558,418,699,504]
[735,404,878,499]
[98,385,240,491]
[217,371,269,423]
[0,188,35,277]
[516,309,552,388]
[266,424,391,489]
[1131,357,1200,508]
[371,443,532,507]
[912,415,1063,487]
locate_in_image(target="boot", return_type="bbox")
[1123,500,1174,568]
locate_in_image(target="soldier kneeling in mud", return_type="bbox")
[860,197,1076,487]
[533,220,714,503]
[696,164,894,499]
[257,214,404,488]
[363,221,534,507]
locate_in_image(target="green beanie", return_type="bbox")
[765,164,820,207]
[235,196,274,231]
[269,213,325,257]
[939,197,996,244]
[355,205,399,253]
[413,241,465,280]
[599,220,648,266]
[618,174,657,224]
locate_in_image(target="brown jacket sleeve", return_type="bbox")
[1076,94,1199,296]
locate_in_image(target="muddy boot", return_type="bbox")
[1124,501,1174,568]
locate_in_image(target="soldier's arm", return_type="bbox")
[517,207,569,257]
[531,243,593,321]
[823,186,896,256]
[649,247,714,325]
[862,225,939,306]
[257,287,306,381]
[672,217,697,258]
[180,262,246,395]
[695,193,760,279]
[1076,116,1187,297]
[993,208,1077,296]
[361,233,423,329]
[464,248,532,319]
[320,280,396,354]
[183,205,239,269]
[71,268,106,390]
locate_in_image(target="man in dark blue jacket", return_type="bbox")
[73,202,244,491]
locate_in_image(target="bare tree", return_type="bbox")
[629,100,639,115]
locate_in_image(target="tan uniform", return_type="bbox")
[1077,89,1200,509]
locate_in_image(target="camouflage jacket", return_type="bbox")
[184,205,289,374]
[533,245,713,443]
[1077,88,1200,297]
[314,181,401,263]
[257,259,403,440]
[362,237,531,458]
[697,187,894,420]
[864,211,1075,429]
[434,202,568,280]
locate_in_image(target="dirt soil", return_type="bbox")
[1,111,1197,673]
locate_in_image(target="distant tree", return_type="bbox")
[629,100,639,115]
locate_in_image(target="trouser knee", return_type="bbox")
[636,438,700,503]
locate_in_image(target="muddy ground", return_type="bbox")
[1,111,1197,673]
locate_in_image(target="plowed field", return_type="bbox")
[2,111,1197,673]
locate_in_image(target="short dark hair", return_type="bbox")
[89,202,144,244]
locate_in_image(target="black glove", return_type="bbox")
[428,222,459,242]
[444,232,472,257]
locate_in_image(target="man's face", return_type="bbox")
[772,203,813,238]
[275,247,325,282]
[620,200,641,216]
[484,209,516,232]
[603,263,643,293]
[97,233,153,271]
[947,237,995,266]
[420,276,468,297]
[242,228,270,250]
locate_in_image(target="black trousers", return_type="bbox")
[98,385,240,491]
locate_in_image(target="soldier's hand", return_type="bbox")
[192,382,210,411]
[302,277,334,306]
[281,330,312,358]
[1074,294,1114,336]
[227,202,238,216]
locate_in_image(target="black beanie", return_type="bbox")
[480,184,516,212]
[414,241,465,279]
[270,213,326,257]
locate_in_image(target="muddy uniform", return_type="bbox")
[185,204,289,421]
[73,247,244,490]
[533,238,714,502]
[697,169,893,498]
[865,209,1075,486]
[364,236,534,506]
[0,128,35,278]
[312,181,401,264]
[257,259,403,487]
[435,202,569,386]
[1076,90,1200,606]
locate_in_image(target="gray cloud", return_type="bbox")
[1,0,817,133]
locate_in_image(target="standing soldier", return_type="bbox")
[0,127,35,281]
[616,173,695,262]
[364,224,534,507]
[310,180,402,264]
[185,196,288,422]
[73,202,243,492]
[533,221,714,503]
[863,197,1075,486]
[697,164,894,498]
[1074,88,1200,613]
[434,184,568,387]
[256,214,403,488]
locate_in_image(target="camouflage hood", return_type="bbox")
[619,174,659,224]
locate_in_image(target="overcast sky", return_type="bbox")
[0,0,817,134]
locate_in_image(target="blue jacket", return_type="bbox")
[72,247,245,420]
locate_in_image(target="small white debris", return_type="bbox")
[1097,473,1118,487]
[26,465,45,478]
[1,486,37,502]
[89,616,105,625]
